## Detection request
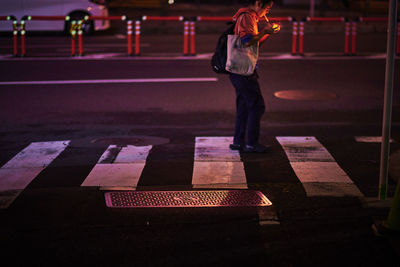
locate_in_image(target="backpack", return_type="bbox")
[211,22,236,74]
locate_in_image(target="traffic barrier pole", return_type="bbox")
[183,20,189,56]
[196,16,232,21]
[70,20,77,56]
[292,21,298,55]
[351,21,357,55]
[127,20,133,55]
[190,20,196,56]
[298,20,304,56]
[77,20,83,56]
[12,19,18,56]
[344,20,350,55]
[20,20,26,57]
[135,20,141,56]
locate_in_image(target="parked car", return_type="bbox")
[0,0,110,34]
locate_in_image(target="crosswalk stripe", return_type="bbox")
[276,136,363,197]
[81,145,152,190]
[0,141,70,208]
[192,137,247,189]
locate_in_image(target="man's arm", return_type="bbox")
[245,23,280,46]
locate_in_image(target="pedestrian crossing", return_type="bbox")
[276,137,363,197]
[192,137,247,189]
[0,141,70,208]
[81,144,152,190]
[0,136,393,208]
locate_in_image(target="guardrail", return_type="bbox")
[19,15,129,57]
[356,17,400,56]
[298,17,347,55]
[2,15,399,57]
[0,16,18,56]
[140,16,185,56]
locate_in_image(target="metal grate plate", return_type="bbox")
[105,190,272,208]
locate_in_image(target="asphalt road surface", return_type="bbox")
[0,45,400,265]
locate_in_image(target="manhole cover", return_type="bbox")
[274,90,337,100]
[92,136,169,146]
[105,190,272,208]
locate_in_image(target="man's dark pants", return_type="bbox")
[229,72,266,147]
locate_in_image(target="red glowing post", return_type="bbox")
[135,20,141,56]
[127,20,132,56]
[351,21,357,55]
[20,20,26,57]
[291,21,298,55]
[12,20,18,56]
[298,21,304,56]
[183,20,189,56]
[78,20,83,56]
[190,21,196,56]
[344,20,350,55]
[70,20,77,56]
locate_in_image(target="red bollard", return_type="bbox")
[12,20,18,56]
[183,21,189,56]
[135,20,141,56]
[78,21,84,56]
[291,21,298,55]
[351,21,357,55]
[190,21,196,56]
[71,35,76,56]
[298,21,304,56]
[127,20,132,55]
[344,20,350,55]
[20,20,26,57]
[70,20,77,56]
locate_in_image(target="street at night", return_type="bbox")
[0,1,399,266]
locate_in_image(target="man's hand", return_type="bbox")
[262,23,280,35]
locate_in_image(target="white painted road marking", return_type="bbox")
[276,136,363,197]
[355,136,395,143]
[0,77,218,86]
[0,141,70,208]
[81,145,152,190]
[192,137,247,189]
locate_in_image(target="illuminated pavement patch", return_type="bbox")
[104,190,272,208]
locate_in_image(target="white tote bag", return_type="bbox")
[225,34,259,76]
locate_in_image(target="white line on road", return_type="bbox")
[355,136,395,143]
[0,77,218,86]
[0,141,70,208]
[276,136,363,197]
[192,137,247,189]
[81,145,152,190]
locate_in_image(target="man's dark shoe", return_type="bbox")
[229,143,243,151]
[243,144,272,153]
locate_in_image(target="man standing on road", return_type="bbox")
[229,0,280,153]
